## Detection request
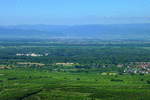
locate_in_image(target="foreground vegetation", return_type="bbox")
[1,68,150,100]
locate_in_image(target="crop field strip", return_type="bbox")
[0,68,150,100]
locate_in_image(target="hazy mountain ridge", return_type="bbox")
[0,24,150,40]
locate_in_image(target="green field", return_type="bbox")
[0,68,150,100]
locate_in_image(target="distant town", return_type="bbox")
[16,53,49,57]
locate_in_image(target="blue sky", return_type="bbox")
[0,0,150,25]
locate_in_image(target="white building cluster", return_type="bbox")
[16,53,48,57]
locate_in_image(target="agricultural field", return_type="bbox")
[0,68,150,100]
[0,39,150,100]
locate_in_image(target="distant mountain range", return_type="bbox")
[0,24,150,40]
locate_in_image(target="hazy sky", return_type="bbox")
[0,0,150,25]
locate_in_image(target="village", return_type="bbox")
[124,62,150,74]
[16,53,49,57]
